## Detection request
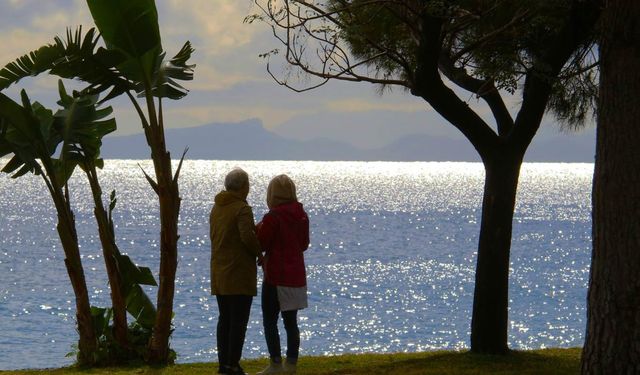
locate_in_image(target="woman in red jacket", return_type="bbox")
[256,175,309,374]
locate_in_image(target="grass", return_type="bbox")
[1,348,582,374]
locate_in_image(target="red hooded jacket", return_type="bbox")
[257,201,310,287]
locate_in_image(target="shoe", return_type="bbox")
[283,360,297,374]
[218,365,230,374]
[257,361,284,374]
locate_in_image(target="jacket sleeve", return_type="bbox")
[301,212,310,251]
[237,205,262,258]
[257,212,278,252]
[209,206,216,253]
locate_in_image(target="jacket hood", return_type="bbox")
[214,190,246,206]
[267,174,297,209]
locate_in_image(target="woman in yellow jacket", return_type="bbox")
[210,168,263,375]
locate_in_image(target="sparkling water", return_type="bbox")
[0,160,592,370]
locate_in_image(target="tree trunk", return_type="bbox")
[54,200,97,365]
[147,148,180,364]
[581,1,640,373]
[470,156,523,354]
[86,169,129,350]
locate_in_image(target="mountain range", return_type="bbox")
[100,119,595,162]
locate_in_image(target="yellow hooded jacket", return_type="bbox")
[209,190,262,296]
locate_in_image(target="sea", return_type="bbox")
[0,160,593,370]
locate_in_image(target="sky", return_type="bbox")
[0,0,596,155]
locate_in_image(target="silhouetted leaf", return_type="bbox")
[54,80,117,167]
[87,0,162,85]
[0,91,60,179]
[0,27,132,97]
[124,284,157,329]
[151,41,195,99]
[116,253,158,287]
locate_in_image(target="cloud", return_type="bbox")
[0,0,92,88]
[156,0,267,90]
[163,0,258,55]
[7,0,26,9]
[185,65,266,91]
[29,0,91,33]
[0,28,41,68]
[0,1,265,93]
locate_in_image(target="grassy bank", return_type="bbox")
[2,348,581,374]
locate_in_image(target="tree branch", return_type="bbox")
[257,0,412,90]
[450,9,531,62]
[438,54,514,136]
[511,0,602,150]
[412,11,499,159]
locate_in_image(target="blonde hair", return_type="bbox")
[267,174,298,209]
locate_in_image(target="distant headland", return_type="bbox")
[101,118,595,162]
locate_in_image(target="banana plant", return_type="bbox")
[0,0,195,363]
[0,90,98,365]
[1,83,161,364]
[86,1,194,362]
[54,81,158,356]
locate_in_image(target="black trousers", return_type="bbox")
[262,282,300,360]
[215,295,253,367]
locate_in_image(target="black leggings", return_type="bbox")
[215,295,253,367]
[262,282,300,360]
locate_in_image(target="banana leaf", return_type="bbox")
[86,0,162,85]
[54,80,116,164]
[123,283,157,329]
[0,28,133,101]
[0,91,61,179]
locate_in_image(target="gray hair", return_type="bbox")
[224,168,249,191]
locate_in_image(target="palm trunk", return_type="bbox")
[470,157,522,354]
[140,95,181,364]
[581,0,640,372]
[51,193,97,365]
[147,147,180,363]
[85,167,129,350]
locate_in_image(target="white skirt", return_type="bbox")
[277,285,308,311]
